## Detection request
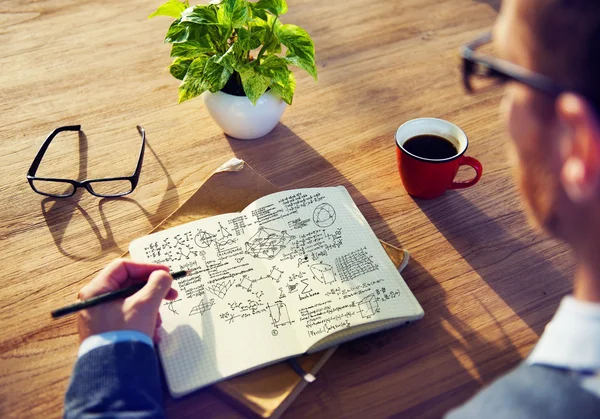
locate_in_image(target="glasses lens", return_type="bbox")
[31,179,75,197]
[88,179,133,197]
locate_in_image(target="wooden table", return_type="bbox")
[0,0,574,417]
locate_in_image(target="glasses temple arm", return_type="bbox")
[131,125,146,185]
[27,125,81,177]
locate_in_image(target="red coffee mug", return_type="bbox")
[395,118,482,199]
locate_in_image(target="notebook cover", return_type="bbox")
[137,159,409,418]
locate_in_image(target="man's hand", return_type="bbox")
[77,259,179,343]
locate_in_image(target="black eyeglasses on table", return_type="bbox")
[27,125,145,198]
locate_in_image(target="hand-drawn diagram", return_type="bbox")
[238,275,253,292]
[335,248,379,282]
[189,298,215,316]
[164,299,182,315]
[310,263,337,284]
[269,266,284,283]
[172,233,199,260]
[313,203,336,228]
[268,301,292,327]
[245,227,294,259]
[358,294,379,318]
[216,223,235,246]
[287,283,298,293]
[207,279,234,299]
[194,229,216,248]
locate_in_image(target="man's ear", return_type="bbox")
[556,93,600,203]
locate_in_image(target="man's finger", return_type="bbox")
[131,270,174,313]
[165,288,179,300]
[79,259,170,299]
[100,259,170,287]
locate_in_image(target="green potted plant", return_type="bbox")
[150,0,317,140]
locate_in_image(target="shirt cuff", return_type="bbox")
[527,296,600,372]
[78,330,154,358]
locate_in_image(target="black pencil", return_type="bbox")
[51,270,189,319]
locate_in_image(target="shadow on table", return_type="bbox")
[415,191,568,337]
[225,123,401,248]
[289,257,522,418]
[41,135,179,260]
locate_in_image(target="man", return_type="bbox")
[447,0,600,417]
[65,0,600,417]
[64,259,177,418]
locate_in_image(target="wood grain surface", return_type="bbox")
[0,0,574,418]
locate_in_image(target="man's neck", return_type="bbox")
[574,258,600,303]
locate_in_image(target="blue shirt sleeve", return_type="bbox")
[66,333,164,418]
[527,296,600,397]
[78,330,153,358]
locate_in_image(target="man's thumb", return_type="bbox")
[133,270,174,312]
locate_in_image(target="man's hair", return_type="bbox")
[524,0,600,111]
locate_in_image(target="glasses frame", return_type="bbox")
[461,32,570,96]
[26,125,146,198]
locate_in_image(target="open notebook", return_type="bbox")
[129,185,424,397]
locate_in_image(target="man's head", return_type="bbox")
[494,0,600,255]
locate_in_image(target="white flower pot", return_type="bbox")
[202,90,287,140]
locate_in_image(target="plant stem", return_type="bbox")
[256,16,278,62]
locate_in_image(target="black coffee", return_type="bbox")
[403,135,458,160]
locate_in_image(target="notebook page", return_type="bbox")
[129,213,303,397]
[238,187,424,351]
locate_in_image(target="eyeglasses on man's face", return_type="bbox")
[27,125,146,198]
[461,32,571,97]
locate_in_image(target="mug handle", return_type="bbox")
[450,156,483,189]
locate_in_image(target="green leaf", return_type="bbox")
[170,36,214,58]
[285,54,317,80]
[165,18,187,43]
[253,14,282,56]
[269,71,295,105]
[149,0,187,18]
[248,3,268,21]
[254,0,287,16]
[259,55,288,74]
[217,0,250,28]
[165,20,211,44]
[237,27,263,50]
[239,64,270,105]
[181,5,219,25]
[180,5,230,50]
[277,24,317,80]
[259,55,294,104]
[203,55,233,92]
[178,56,210,103]
[169,57,195,80]
[215,43,237,72]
